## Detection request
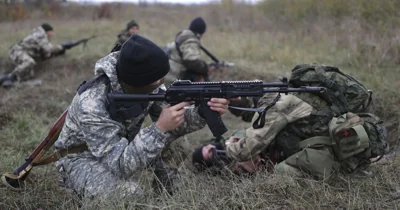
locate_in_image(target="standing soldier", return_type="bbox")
[0,23,65,88]
[115,20,140,47]
[165,17,215,86]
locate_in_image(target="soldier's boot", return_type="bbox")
[152,158,180,196]
[1,73,17,88]
[0,74,6,85]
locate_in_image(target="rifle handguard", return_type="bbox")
[61,41,75,50]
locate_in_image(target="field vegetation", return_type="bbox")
[0,0,399,209]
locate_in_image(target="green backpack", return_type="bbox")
[289,63,373,115]
[286,64,388,174]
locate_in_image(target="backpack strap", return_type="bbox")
[174,31,186,59]
[77,74,108,95]
[174,32,213,62]
[298,136,332,149]
[315,66,349,113]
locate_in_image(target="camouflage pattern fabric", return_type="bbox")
[224,91,377,180]
[115,30,131,47]
[55,51,206,198]
[225,92,332,178]
[8,26,63,81]
[165,30,208,86]
[226,93,314,161]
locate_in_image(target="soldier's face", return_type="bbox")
[128,26,139,35]
[202,144,216,161]
[201,143,265,174]
[121,78,164,94]
[46,31,54,38]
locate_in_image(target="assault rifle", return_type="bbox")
[62,35,96,50]
[107,78,326,137]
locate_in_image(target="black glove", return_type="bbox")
[53,48,66,56]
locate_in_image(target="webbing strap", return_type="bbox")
[315,66,348,113]
[33,144,89,166]
[298,136,332,149]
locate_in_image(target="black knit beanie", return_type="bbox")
[116,34,170,87]
[41,23,53,32]
[189,17,206,35]
[126,20,139,30]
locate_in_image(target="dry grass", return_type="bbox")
[0,1,399,209]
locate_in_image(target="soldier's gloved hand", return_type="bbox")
[155,102,191,133]
[221,61,235,67]
[208,65,216,73]
[53,47,66,56]
[225,136,240,146]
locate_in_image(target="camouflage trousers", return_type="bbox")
[56,156,143,199]
[274,145,339,180]
[8,47,36,81]
[55,136,191,199]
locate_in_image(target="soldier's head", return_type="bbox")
[41,23,54,37]
[126,20,139,35]
[189,17,206,38]
[192,131,265,175]
[116,34,169,94]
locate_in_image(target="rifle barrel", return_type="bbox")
[109,93,165,101]
[263,87,325,93]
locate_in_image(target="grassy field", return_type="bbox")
[0,1,399,209]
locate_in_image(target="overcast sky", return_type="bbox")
[68,0,262,4]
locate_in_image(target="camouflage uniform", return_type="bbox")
[8,26,64,81]
[226,92,339,179]
[55,52,206,199]
[115,30,131,47]
[165,30,209,86]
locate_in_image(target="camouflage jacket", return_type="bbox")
[55,52,206,178]
[115,29,131,46]
[166,30,208,82]
[226,92,318,161]
[10,26,63,59]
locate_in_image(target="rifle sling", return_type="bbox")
[33,144,89,166]
[228,106,265,113]
[175,33,217,63]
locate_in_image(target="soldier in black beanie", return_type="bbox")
[54,34,231,199]
[164,16,216,86]
[116,34,169,91]
[189,17,207,37]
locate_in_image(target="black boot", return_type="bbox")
[152,158,180,196]
[0,74,8,85]
[1,73,17,88]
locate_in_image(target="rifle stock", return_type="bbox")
[1,110,68,190]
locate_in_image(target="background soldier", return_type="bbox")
[115,20,140,47]
[0,23,65,88]
[165,17,215,86]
